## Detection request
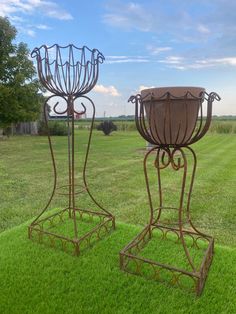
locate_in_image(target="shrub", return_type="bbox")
[97,120,117,136]
[38,121,68,136]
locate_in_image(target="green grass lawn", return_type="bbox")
[1,131,236,246]
[1,131,236,313]
[0,220,236,314]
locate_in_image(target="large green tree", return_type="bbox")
[0,17,43,129]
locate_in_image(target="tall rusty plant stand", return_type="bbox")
[120,87,220,295]
[28,44,115,255]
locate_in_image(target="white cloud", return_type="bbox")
[102,1,211,40]
[106,56,149,64]
[103,0,236,59]
[197,24,210,34]
[94,85,121,97]
[43,6,72,20]
[159,56,236,70]
[36,24,51,30]
[26,29,36,37]
[159,56,184,64]
[103,2,152,32]
[106,52,236,71]
[106,51,236,70]
[147,46,172,55]
[0,0,73,20]
[10,15,25,22]
[191,57,236,68]
[209,57,236,66]
[106,56,129,59]
[106,58,149,64]
[0,0,71,37]
[138,85,155,92]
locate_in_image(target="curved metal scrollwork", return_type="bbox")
[29,44,115,256]
[154,148,185,171]
[121,87,219,295]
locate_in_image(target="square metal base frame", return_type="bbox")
[28,208,115,256]
[120,224,214,296]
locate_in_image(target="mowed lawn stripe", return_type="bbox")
[1,132,236,246]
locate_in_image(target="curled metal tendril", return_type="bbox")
[47,96,87,115]
[128,94,142,103]
[205,92,221,102]
[53,101,67,115]
[154,148,185,171]
[171,149,185,170]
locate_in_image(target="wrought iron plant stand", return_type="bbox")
[120,87,220,295]
[28,44,115,255]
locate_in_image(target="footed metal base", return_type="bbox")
[28,208,115,256]
[120,224,214,296]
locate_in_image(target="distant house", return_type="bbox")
[49,112,85,120]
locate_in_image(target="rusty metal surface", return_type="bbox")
[29,44,115,255]
[120,89,220,295]
[129,90,220,147]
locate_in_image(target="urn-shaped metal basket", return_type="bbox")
[130,86,220,147]
[31,44,105,96]
[28,43,115,257]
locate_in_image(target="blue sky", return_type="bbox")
[1,0,236,117]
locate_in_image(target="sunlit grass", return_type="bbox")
[0,220,236,314]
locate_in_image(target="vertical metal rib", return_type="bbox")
[30,96,57,225]
[67,105,72,216]
[176,148,196,271]
[70,96,78,239]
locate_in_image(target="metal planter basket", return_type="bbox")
[120,86,220,295]
[141,86,205,146]
[28,44,115,256]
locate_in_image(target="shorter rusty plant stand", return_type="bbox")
[28,44,115,255]
[120,87,220,295]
